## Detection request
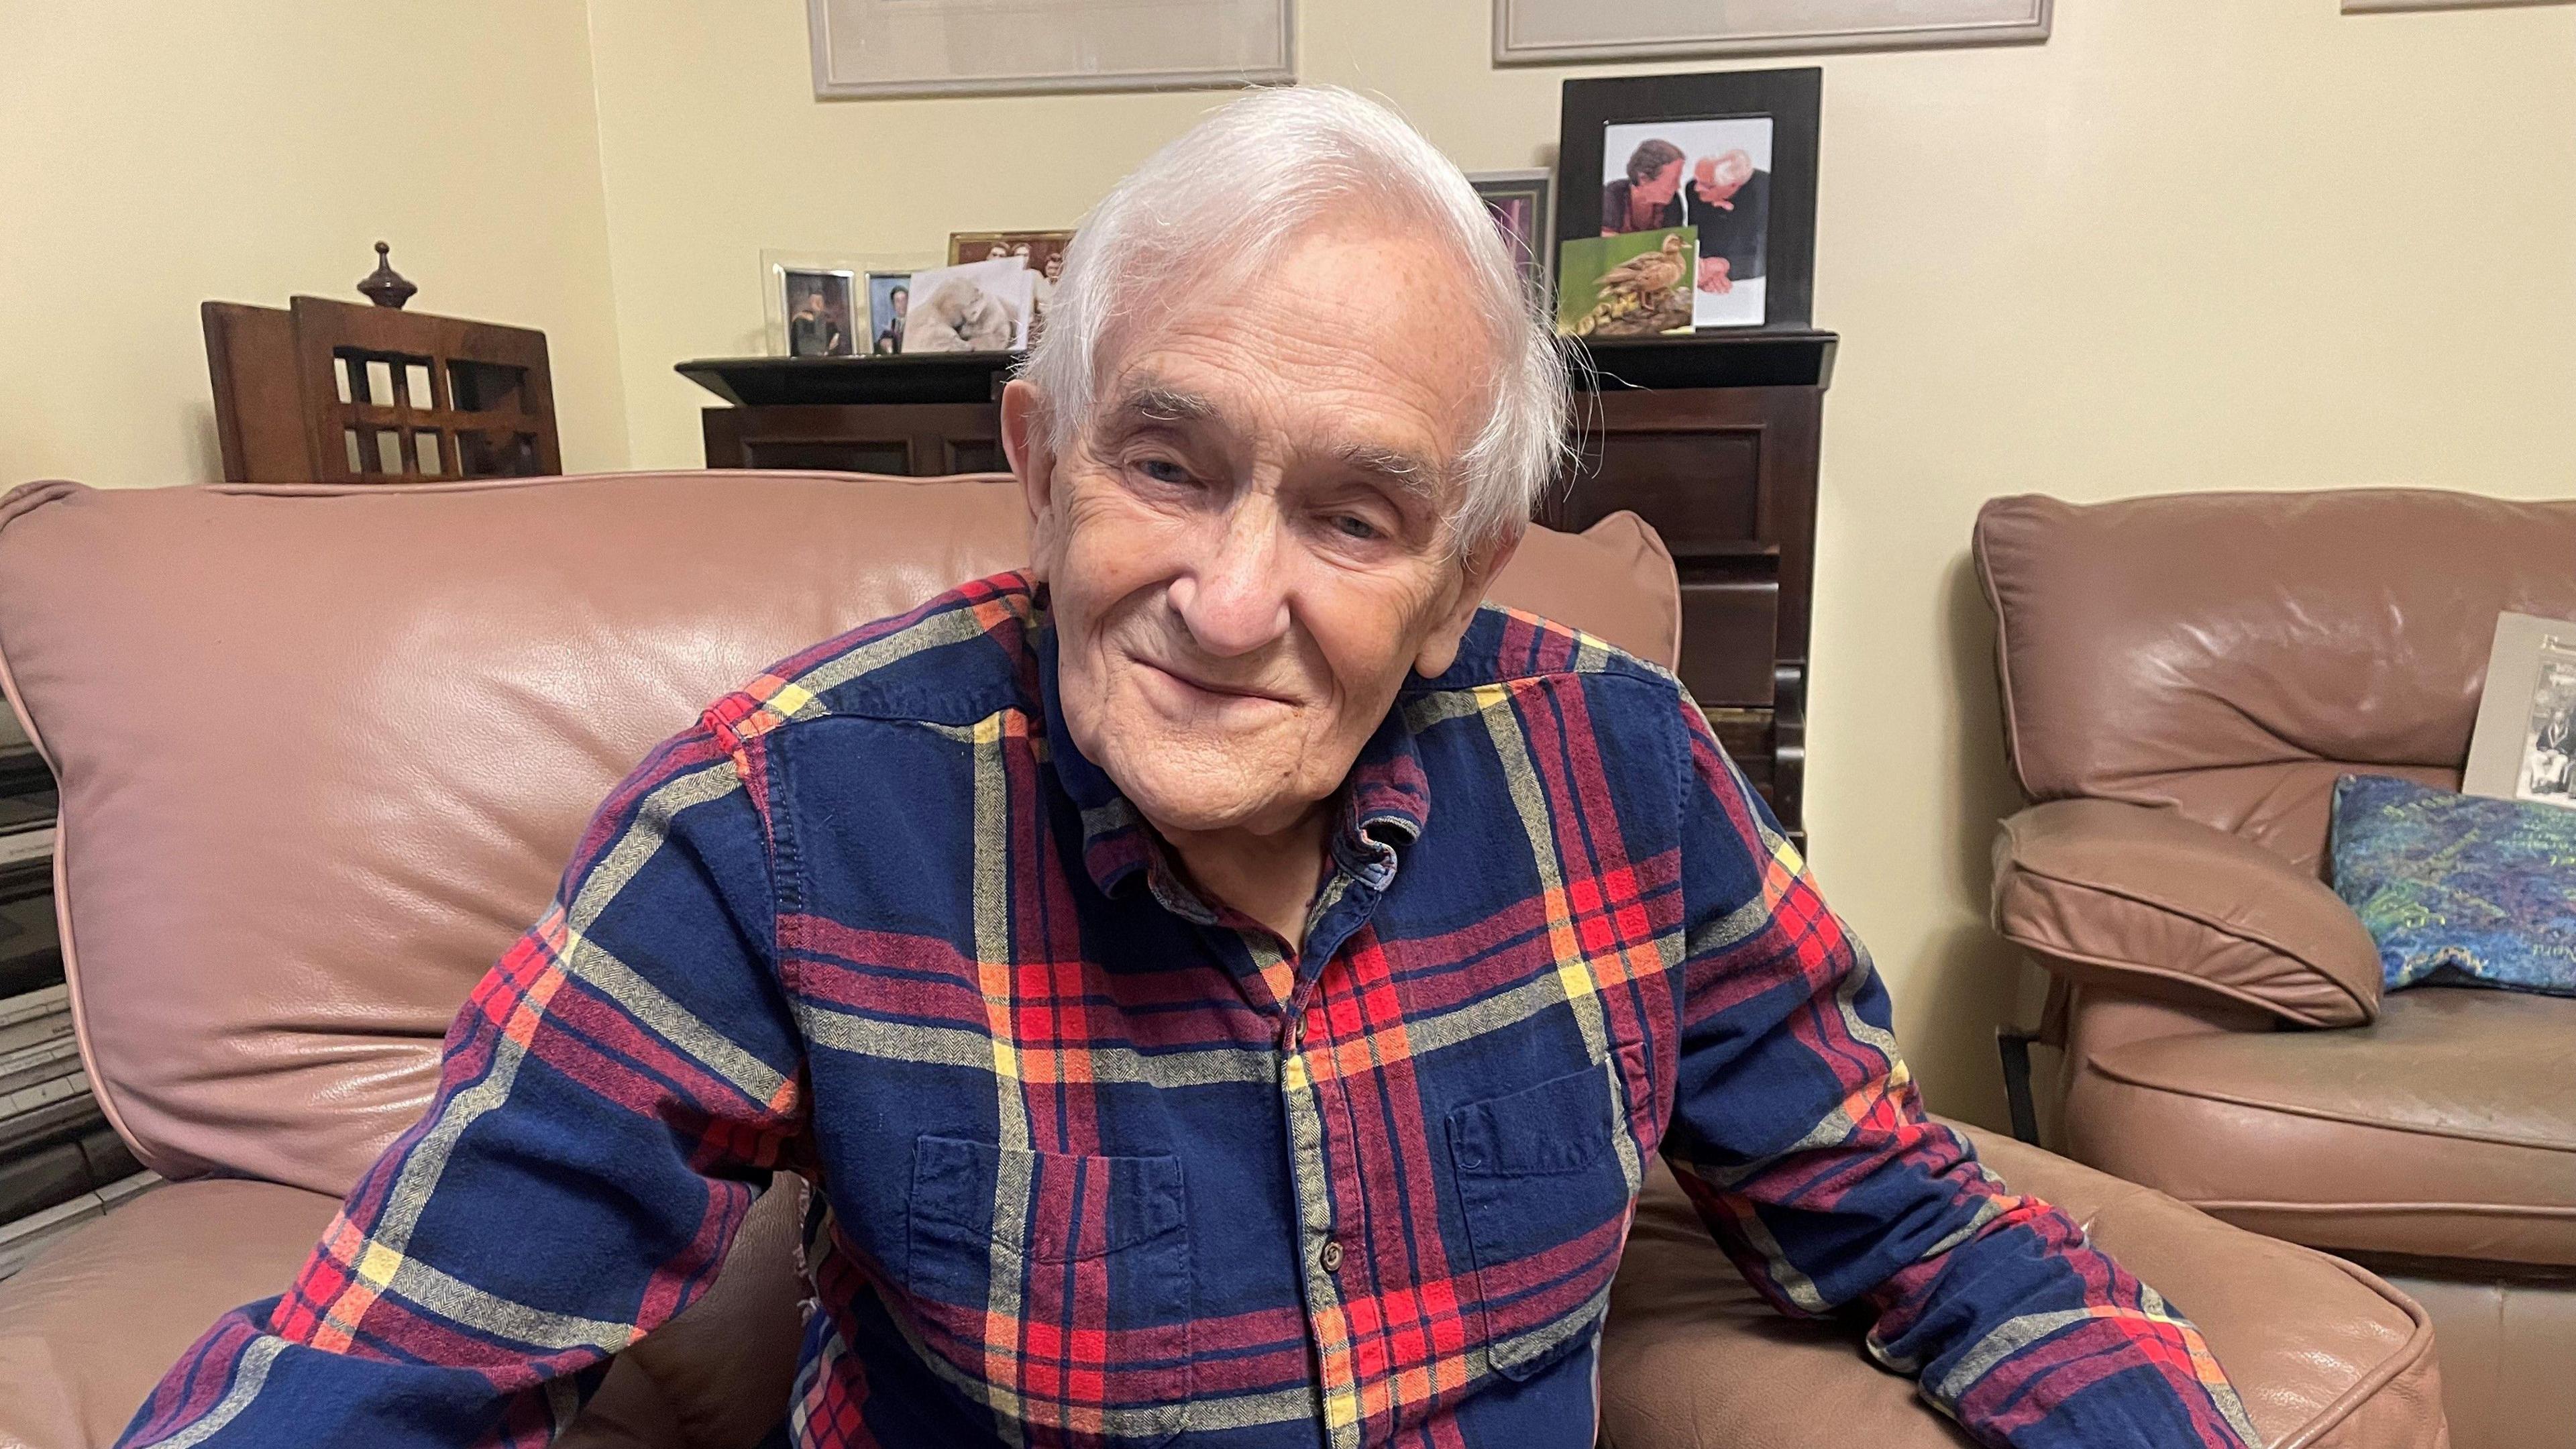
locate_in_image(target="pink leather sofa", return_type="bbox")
[0,471,2447,1448]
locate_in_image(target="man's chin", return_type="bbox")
[1114,773,1271,836]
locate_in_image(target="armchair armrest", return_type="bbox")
[1992,799,2380,1029]
[1598,1124,2447,1449]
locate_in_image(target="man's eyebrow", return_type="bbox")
[1108,382,1220,425]
[1333,441,1444,502]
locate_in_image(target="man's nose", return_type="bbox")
[1167,500,1291,658]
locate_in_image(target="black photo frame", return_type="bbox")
[1558,68,1821,331]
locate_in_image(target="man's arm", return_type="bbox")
[1660,700,2261,1448]
[119,712,807,1448]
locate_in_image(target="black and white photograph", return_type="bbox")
[2518,639,2576,806]
[1600,117,1772,328]
[1558,68,1821,332]
[2463,612,2576,808]
[899,256,1035,354]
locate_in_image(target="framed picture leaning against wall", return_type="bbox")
[1558,68,1822,332]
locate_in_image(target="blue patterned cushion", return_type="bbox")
[2330,773,2576,996]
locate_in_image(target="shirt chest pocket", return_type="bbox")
[1447,1053,1642,1381]
[904,1134,1193,1446]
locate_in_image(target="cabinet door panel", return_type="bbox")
[1568,432,1762,554]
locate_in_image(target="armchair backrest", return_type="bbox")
[0,470,1679,1195]
[1975,489,2576,873]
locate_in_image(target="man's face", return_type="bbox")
[1694,151,1752,204]
[1636,158,1684,206]
[891,288,908,317]
[1006,225,1513,839]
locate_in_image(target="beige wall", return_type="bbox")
[0,1,631,488]
[588,0,2576,1126]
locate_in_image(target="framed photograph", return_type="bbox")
[2344,1,2568,11]
[2465,612,2576,810]
[761,252,865,358]
[901,257,1037,354]
[1497,0,2047,64]
[808,0,1293,99]
[866,272,912,356]
[1468,170,1554,313]
[1558,68,1821,332]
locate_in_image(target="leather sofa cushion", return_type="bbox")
[2065,987,2576,1266]
[1601,1120,2447,1449]
[0,1175,805,1449]
[0,472,1677,1197]
[1993,798,2381,1028]
[1975,490,2576,871]
[0,1180,343,1448]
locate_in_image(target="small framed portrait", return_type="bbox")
[866,272,912,355]
[2466,613,2576,810]
[1557,68,1821,333]
[761,252,865,358]
[1467,170,1554,313]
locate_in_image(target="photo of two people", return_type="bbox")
[1599,116,1772,329]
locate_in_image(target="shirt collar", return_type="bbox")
[1032,600,1430,902]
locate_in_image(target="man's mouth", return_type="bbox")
[1136,659,1299,708]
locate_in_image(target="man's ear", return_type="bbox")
[1000,379,1058,582]
[1413,526,1523,678]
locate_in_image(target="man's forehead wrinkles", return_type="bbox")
[1102,362,1458,498]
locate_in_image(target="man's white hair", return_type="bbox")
[1022,85,1571,552]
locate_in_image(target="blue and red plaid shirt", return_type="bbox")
[123,573,2256,1449]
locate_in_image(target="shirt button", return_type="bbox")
[1319,1238,1344,1274]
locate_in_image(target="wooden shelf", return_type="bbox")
[675,330,1837,410]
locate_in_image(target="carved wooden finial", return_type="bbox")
[358,241,417,310]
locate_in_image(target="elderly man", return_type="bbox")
[1684,148,1768,297]
[119,88,2255,1449]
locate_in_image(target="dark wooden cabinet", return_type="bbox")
[680,332,1831,837]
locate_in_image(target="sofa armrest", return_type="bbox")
[1992,799,2381,1029]
[1599,1124,2447,1449]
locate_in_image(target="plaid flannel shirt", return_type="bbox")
[123,573,2258,1449]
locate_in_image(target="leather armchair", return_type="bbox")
[0,472,2444,1448]
[1976,489,2576,1449]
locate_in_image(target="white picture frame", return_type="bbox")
[1494,0,2049,64]
[2463,612,2576,810]
[808,0,1294,99]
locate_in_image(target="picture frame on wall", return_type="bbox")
[1467,170,1556,313]
[1558,68,1823,333]
[808,0,1293,99]
[1496,0,2047,64]
[2342,0,2569,10]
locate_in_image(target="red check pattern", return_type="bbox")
[121,573,2256,1449]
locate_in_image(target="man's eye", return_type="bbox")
[1330,514,1382,542]
[1134,458,1193,486]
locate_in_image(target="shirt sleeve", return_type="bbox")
[118,711,808,1448]
[1659,700,2261,1448]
